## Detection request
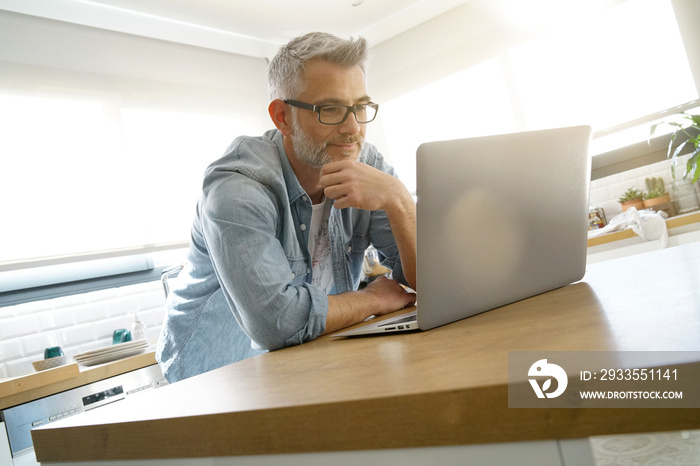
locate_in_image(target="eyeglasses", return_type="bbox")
[284,99,379,125]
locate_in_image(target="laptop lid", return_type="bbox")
[416,125,592,330]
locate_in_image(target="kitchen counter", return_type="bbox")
[32,243,700,463]
[0,351,156,411]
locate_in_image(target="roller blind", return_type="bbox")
[0,10,269,290]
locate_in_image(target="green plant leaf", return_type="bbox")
[671,139,690,160]
[650,121,681,143]
[688,149,700,184]
[652,112,700,182]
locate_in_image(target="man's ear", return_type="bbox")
[268,99,293,136]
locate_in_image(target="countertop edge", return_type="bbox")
[31,380,700,462]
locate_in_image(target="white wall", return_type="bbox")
[369,0,629,104]
[369,0,700,103]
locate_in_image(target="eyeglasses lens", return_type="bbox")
[319,105,377,124]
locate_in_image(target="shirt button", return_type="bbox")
[302,195,308,202]
[300,224,307,231]
[307,268,311,274]
[291,272,296,279]
[347,246,352,253]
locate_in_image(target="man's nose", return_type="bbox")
[338,111,362,134]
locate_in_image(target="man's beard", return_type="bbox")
[290,115,364,170]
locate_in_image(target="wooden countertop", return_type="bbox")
[0,351,156,410]
[587,210,700,247]
[32,243,700,462]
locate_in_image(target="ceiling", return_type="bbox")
[0,0,471,58]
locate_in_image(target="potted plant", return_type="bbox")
[642,177,676,216]
[643,177,670,206]
[618,187,644,212]
[650,112,700,184]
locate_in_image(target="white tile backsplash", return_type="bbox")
[591,155,699,221]
[0,315,40,340]
[0,280,166,379]
[20,333,54,357]
[0,339,23,362]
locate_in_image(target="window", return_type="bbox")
[120,108,248,245]
[0,94,132,264]
[380,59,519,193]
[379,0,699,193]
[0,91,266,292]
[0,7,270,297]
[507,0,697,153]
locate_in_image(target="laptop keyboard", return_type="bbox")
[378,314,417,327]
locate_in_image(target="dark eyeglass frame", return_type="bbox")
[284,99,379,125]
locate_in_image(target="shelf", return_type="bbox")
[587,210,700,247]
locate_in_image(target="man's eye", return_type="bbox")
[320,106,344,114]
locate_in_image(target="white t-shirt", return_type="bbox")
[308,197,334,293]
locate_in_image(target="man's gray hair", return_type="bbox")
[268,32,369,101]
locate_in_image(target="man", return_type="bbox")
[156,32,417,383]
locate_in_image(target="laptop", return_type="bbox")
[332,125,592,337]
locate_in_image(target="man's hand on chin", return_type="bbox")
[319,159,411,212]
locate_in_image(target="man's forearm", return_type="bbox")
[323,290,380,335]
[322,276,416,335]
[385,188,417,290]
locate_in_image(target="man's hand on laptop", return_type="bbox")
[323,276,416,335]
[363,275,416,312]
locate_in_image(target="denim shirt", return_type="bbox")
[156,129,406,382]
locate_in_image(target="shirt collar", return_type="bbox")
[269,129,309,206]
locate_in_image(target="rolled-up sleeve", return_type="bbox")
[200,172,328,351]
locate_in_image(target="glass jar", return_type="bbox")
[672,180,699,214]
[588,206,607,230]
